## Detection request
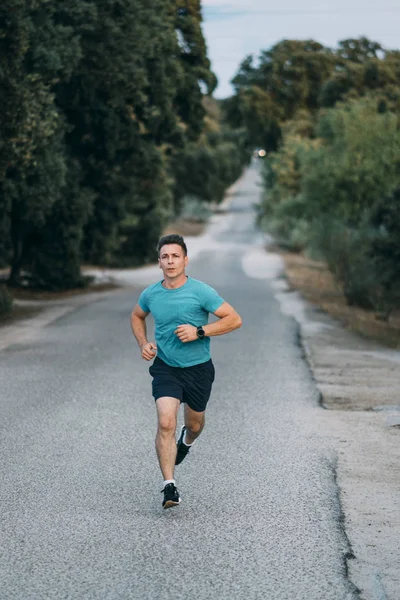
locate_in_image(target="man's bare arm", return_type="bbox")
[174,301,242,343]
[131,304,157,361]
[203,301,242,337]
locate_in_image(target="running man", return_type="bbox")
[131,234,242,509]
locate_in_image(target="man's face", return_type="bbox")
[158,244,188,278]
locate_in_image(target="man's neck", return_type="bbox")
[162,274,188,290]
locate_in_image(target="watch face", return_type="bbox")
[197,327,205,338]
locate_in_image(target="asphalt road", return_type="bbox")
[0,164,359,599]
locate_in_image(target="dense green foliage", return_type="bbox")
[0,1,75,286]
[0,0,248,291]
[225,39,336,151]
[174,97,250,209]
[233,38,400,315]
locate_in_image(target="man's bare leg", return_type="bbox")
[184,404,205,444]
[155,396,180,480]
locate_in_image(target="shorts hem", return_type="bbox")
[153,393,183,402]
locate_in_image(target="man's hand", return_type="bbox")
[174,324,198,343]
[141,342,157,361]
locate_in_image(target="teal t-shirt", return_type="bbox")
[138,276,224,367]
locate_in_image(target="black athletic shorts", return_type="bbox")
[149,356,215,413]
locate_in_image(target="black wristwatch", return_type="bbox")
[196,325,206,339]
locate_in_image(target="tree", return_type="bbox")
[320,39,400,107]
[302,98,400,222]
[172,96,250,207]
[258,40,335,116]
[0,0,81,284]
[228,40,334,148]
[1,0,242,288]
[0,0,28,265]
[231,55,257,91]
[174,0,217,138]
[53,0,180,266]
[337,37,383,63]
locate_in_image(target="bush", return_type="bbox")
[0,285,13,315]
[309,218,375,307]
[309,216,400,315]
[369,187,400,317]
[259,195,312,251]
[259,97,400,315]
[301,98,400,222]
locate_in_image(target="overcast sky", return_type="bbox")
[202,0,400,98]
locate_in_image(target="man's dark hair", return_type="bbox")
[157,234,187,256]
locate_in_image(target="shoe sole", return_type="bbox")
[163,499,181,509]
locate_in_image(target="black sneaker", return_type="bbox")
[161,483,181,509]
[175,426,191,465]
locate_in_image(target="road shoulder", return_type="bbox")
[269,251,400,600]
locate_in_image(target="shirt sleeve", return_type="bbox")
[201,283,225,314]
[138,287,150,313]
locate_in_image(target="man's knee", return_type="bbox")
[158,415,177,435]
[187,418,204,435]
